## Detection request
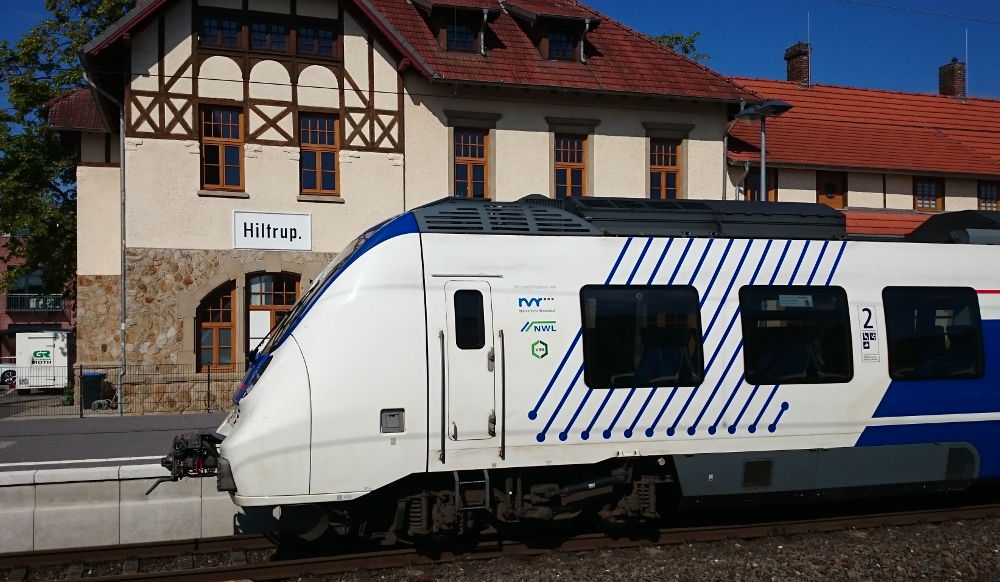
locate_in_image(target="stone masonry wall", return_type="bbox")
[77,247,335,367]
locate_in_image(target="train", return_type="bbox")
[158,195,1000,542]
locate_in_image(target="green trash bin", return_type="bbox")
[81,372,107,409]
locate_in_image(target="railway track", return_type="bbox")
[3,503,1000,581]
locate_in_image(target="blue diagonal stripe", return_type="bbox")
[529,237,633,420]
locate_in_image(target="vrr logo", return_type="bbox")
[518,297,554,308]
[531,340,549,359]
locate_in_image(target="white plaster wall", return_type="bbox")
[685,137,725,200]
[298,65,339,109]
[249,61,292,102]
[199,56,243,101]
[130,19,158,92]
[248,0,289,13]
[777,168,815,203]
[373,44,398,111]
[847,172,885,208]
[885,174,914,209]
[297,0,338,18]
[123,139,403,253]
[77,165,122,276]
[342,15,369,109]
[945,178,978,211]
[163,0,193,95]
[81,133,119,164]
[592,133,644,197]
[404,84,728,206]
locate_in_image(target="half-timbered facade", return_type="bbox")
[65,0,756,369]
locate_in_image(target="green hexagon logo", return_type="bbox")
[531,340,549,359]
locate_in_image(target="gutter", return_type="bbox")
[352,0,439,81]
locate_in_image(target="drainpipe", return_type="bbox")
[580,19,590,63]
[480,8,488,56]
[82,68,126,416]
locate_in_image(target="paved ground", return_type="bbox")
[0,412,227,471]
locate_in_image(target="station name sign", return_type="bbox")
[233,211,312,251]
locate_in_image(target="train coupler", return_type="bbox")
[145,432,226,495]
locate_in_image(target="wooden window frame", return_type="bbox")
[250,21,290,53]
[198,13,242,49]
[297,22,338,58]
[454,128,489,199]
[299,113,340,196]
[546,30,577,60]
[650,138,682,200]
[247,273,301,352]
[200,107,244,191]
[197,284,236,372]
[978,181,999,211]
[913,177,944,212]
[554,133,587,199]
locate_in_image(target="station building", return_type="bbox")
[49,0,1000,378]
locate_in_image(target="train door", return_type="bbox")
[444,281,496,441]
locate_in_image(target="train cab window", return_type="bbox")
[882,287,984,381]
[454,290,485,350]
[580,285,704,389]
[739,286,853,384]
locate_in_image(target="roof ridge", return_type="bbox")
[732,76,1000,105]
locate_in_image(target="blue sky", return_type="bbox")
[2,0,1000,100]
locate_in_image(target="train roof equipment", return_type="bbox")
[411,195,847,240]
[412,196,1000,245]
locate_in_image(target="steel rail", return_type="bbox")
[6,503,998,582]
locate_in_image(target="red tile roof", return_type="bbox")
[505,0,597,20]
[412,0,499,11]
[368,0,755,101]
[86,0,754,102]
[44,87,106,132]
[728,78,1000,178]
[842,209,931,237]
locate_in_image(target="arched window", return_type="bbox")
[197,282,236,371]
[247,273,300,352]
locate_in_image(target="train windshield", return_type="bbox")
[254,220,387,357]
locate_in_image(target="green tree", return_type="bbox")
[652,31,709,61]
[0,0,134,293]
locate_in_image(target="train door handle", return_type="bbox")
[488,410,496,437]
[450,422,458,440]
[487,347,495,372]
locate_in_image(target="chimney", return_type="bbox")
[939,58,966,98]
[784,42,810,85]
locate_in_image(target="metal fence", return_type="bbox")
[0,363,245,419]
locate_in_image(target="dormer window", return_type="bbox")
[548,31,575,60]
[446,21,477,52]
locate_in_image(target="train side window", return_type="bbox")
[580,285,704,389]
[454,290,486,350]
[739,286,853,384]
[882,287,984,381]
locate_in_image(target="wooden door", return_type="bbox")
[817,171,847,208]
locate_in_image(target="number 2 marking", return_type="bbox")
[862,307,874,329]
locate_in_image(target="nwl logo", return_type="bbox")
[518,297,553,308]
[520,321,557,333]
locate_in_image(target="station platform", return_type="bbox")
[0,413,271,553]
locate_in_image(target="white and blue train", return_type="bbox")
[161,196,1000,540]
